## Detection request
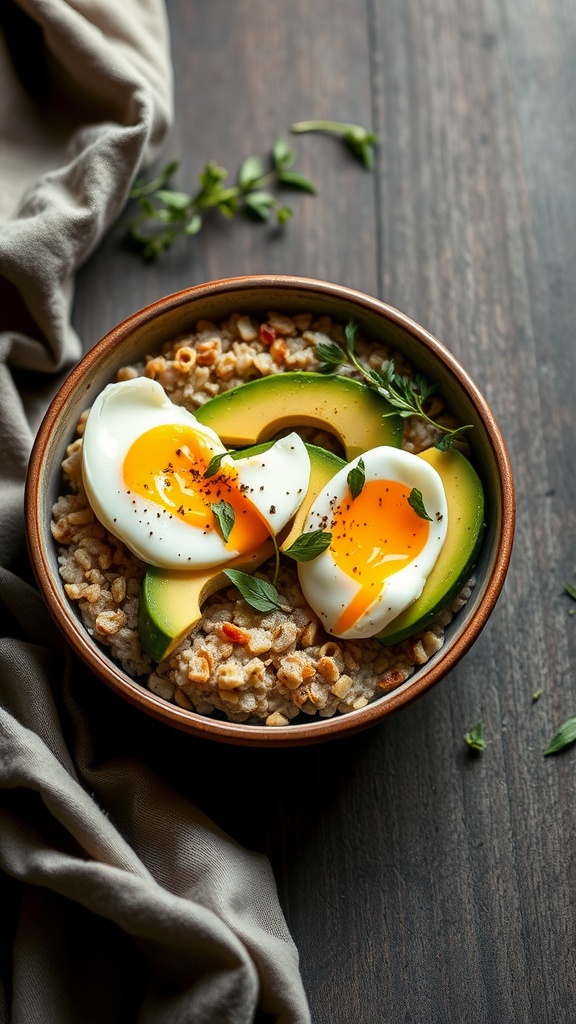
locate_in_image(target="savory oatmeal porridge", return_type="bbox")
[51,310,477,726]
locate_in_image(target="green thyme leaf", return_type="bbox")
[347,458,365,500]
[211,500,235,542]
[276,206,293,225]
[272,135,294,170]
[283,529,332,562]
[223,569,287,613]
[544,717,576,755]
[184,215,202,235]
[129,160,180,199]
[238,155,265,188]
[277,169,317,193]
[244,191,276,220]
[464,721,486,751]
[563,582,576,601]
[408,487,432,521]
[154,189,191,211]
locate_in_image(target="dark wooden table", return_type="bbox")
[72,1,576,1020]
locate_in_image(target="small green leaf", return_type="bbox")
[408,488,432,521]
[532,689,543,702]
[154,189,192,211]
[211,500,235,542]
[563,582,576,601]
[347,458,365,500]
[224,569,286,612]
[277,169,317,193]
[198,160,228,192]
[273,135,295,169]
[184,215,202,235]
[130,160,180,199]
[244,191,276,220]
[204,451,231,478]
[435,425,474,451]
[464,721,486,751]
[316,341,346,367]
[344,320,359,355]
[283,530,332,562]
[276,206,293,225]
[544,717,576,755]
[238,155,264,188]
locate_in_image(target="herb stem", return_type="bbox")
[291,119,368,134]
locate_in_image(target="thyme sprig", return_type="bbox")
[126,136,316,259]
[291,119,379,169]
[317,321,473,451]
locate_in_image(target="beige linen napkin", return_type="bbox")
[0,2,311,1021]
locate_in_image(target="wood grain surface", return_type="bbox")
[72,1,576,1020]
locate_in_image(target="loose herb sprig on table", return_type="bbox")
[464,721,487,751]
[291,120,379,169]
[126,136,315,259]
[317,321,473,451]
[125,120,377,259]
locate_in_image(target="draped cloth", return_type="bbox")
[0,3,311,1020]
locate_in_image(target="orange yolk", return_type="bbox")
[330,479,430,634]
[123,423,270,553]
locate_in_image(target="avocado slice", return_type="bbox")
[195,372,402,461]
[376,447,485,646]
[138,443,346,662]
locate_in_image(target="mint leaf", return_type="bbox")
[224,569,286,612]
[408,487,432,521]
[283,530,332,562]
[347,458,365,500]
[211,500,235,542]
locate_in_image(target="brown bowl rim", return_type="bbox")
[25,274,515,747]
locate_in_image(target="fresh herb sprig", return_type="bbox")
[126,136,316,259]
[223,528,332,615]
[317,321,473,450]
[291,120,379,169]
[464,721,487,751]
[544,717,576,755]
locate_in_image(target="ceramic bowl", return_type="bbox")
[25,275,514,747]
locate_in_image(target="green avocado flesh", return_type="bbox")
[138,443,346,662]
[376,447,485,647]
[195,372,402,460]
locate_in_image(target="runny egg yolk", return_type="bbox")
[329,479,430,634]
[122,423,270,553]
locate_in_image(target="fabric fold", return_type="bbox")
[0,2,311,1021]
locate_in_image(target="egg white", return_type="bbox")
[81,377,310,569]
[297,446,448,639]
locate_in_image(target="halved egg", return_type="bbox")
[297,446,448,639]
[81,378,310,569]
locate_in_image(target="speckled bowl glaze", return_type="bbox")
[25,275,515,747]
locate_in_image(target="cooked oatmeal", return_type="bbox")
[51,310,474,725]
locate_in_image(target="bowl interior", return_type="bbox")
[26,276,515,747]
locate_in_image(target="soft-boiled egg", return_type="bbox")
[81,377,310,569]
[297,446,448,639]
